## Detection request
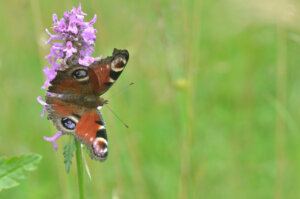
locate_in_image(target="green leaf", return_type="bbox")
[63,138,76,173]
[0,154,42,192]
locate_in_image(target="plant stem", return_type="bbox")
[75,141,85,199]
[275,23,287,199]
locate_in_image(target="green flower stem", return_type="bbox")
[75,141,85,199]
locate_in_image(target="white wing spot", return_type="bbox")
[97,106,103,110]
[109,77,115,83]
[111,67,123,72]
[99,126,105,130]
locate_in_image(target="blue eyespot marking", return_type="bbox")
[61,117,76,130]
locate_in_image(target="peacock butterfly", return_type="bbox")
[45,48,129,161]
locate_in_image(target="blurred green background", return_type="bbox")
[0,0,300,198]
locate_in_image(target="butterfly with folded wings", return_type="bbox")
[45,48,129,161]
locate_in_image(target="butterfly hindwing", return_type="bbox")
[46,97,108,161]
[75,110,108,161]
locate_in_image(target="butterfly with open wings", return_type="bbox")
[45,48,129,162]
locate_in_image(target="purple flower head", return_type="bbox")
[42,2,101,90]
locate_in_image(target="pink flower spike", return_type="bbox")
[43,131,63,151]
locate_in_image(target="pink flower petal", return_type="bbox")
[41,66,56,89]
[89,14,97,25]
[37,96,47,117]
[43,131,63,151]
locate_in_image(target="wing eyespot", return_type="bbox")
[72,69,89,82]
[60,115,79,132]
[61,117,77,130]
[92,137,108,160]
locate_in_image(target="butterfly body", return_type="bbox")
[45,49,129,161]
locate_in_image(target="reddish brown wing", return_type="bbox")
[47,48,129,96]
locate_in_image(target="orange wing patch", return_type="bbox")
[75,110,100,143]
[49,99,74,116]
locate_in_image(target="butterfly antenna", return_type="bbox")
[106,82,135,100]
[105,104,129,128]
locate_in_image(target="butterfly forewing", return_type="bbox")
[90,48,129,95]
